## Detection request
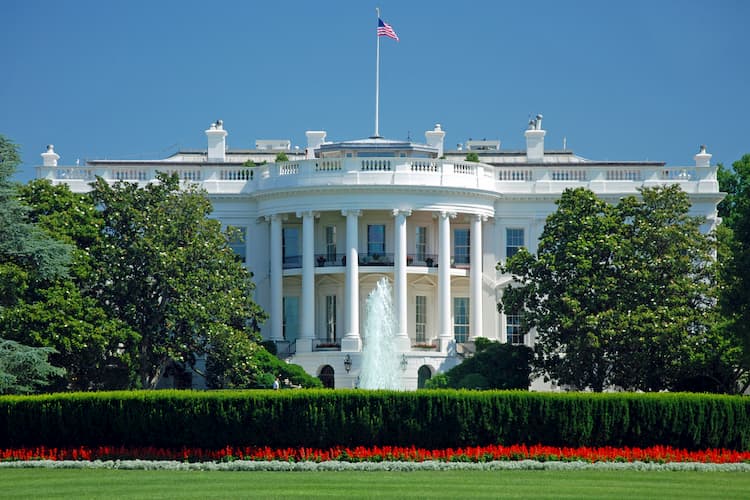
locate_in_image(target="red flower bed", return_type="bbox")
[2,444,749,463]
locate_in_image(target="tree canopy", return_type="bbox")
[716,155,750,392]
[499,185,721,392]
[424,338,532,390]
[89,173,267,388]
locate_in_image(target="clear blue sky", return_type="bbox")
[3,0,748,182]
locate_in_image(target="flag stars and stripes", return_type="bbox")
[377,18,399,41]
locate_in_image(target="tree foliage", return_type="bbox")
[424,338,532,390]
[8,180,140,390]
[89,173,267,388]
[499,185,720,392]
[716,155,750,392]
[0,338,65,394]
[0,136,71,289]
[464,152,480,163]
[0,136,73,392]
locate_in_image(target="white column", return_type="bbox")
[269,214,284,341]
[298,211,316,352]
[438,211,455,351]
[393,209,411,351]
[341,209,361,351]
[470,215,484,340]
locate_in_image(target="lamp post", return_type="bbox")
[344,354,352,373]
[400,354,408,372]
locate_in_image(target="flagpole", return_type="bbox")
[374,7,381,138]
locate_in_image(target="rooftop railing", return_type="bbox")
[37,157,717,196]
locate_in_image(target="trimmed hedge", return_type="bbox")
[1,390,748,450]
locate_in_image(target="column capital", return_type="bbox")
[342,209,362,217]
[392,209,412,217]
[438,211,457,220]
[296,210,320,218]
[264,213,288,223]
[471,214,488,223]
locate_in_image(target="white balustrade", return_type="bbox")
[39,158,715,196]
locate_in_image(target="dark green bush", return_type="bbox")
[0,390,747,450]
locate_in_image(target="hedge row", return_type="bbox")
[1,390,748,450]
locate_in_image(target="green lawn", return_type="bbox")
[1,469,749,499]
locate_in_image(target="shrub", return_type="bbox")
[0,391,747,451]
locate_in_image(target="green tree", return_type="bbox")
[716,155,750,392]
[275,152,289,163]
[0,136,71,293]
[500,186,718,392]
[90,172,267,388]
[0,136,72,392]
[3,180,140,390]
[0,338,65,394]
[424,338,532,390]
[464,152,479,163]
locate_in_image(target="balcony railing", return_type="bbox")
[38,157,718,197]
[284,252,469,270]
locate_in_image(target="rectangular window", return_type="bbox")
[283,296,299,342]
[326,295,337,343]
[282,227,300,268]
[454,228,470,265]
[506,228,525,259]
[367,224,385,256]
[325,225,337,262]
[228,226,247,263]
[416,226,427,262]
[453,297,470,343]
[506,313,524,345]
[415,295,427,343]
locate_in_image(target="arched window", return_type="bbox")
[417,365,432,389]
[319,365,335,389]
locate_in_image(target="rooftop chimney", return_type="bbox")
[425,124,446,157]
[305,131,327,159]
[205,120,228,162]
[41,144,60,167]
[694,144,711,168]
[525,114,545,162]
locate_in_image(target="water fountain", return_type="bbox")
[358,277,402,390]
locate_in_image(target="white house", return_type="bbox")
[37,117,722,390]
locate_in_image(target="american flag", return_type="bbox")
[377,18,399,41]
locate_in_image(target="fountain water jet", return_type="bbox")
[359,277,402,390]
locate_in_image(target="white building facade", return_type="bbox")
[37,119,722,390]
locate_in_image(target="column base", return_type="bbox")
[341,335,362,352]
[295,338,314,353]
[438,337,455,354]
[394,334,411,352]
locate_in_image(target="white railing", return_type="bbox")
[360,159,391,171]
[498,169,533,181]
[315,159,342,172]
[410,160,439,172]
[38,159,716,196]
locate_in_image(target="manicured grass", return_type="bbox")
[1,469,749,499]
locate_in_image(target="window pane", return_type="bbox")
[283,227,300,268]
[506,313,523,345]
[415,295,426,343]
[228,227,247,263]
[326,226,337,261]
[506,228,525,259]
[368,224,385,255]
[326,295,337,343]
[416,226,427,261]
[453,297,470,343]
[454,228,470,265]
